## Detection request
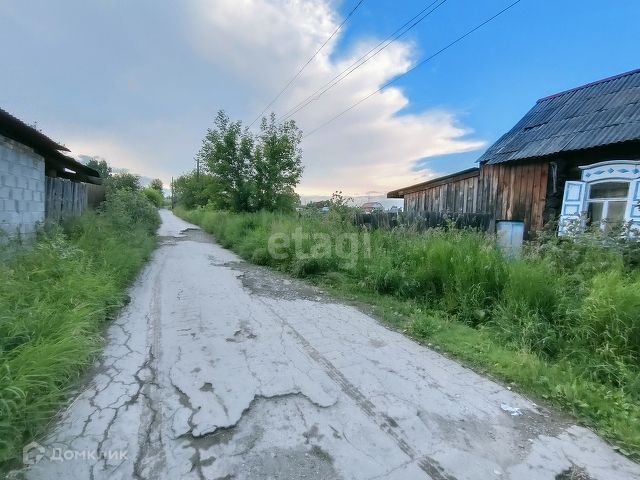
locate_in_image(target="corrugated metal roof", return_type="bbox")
[0,107,101,182]
[387,167,479,198]
[478,68,640,165]
[0,108,70,154]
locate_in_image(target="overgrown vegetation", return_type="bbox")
[173,110,303,212]
[175,205,640,458]
[0,189,159,468]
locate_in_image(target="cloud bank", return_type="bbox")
[186,0,485,195]
[1,0,485,197]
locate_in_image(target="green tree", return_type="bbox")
[173,171,221,209]
[149,178,164,192]
[83,156,112,179]
[188,110,304,212]
[197,111,255,212]
[252,114,303,212]
[105,172,141,192]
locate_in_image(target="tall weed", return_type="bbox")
[0,190,158,467]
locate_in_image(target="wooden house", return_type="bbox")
[388,68,640,238]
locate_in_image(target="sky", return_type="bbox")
[0,0,638,201]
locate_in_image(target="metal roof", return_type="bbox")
[0,108,101,182]
[477,68,640,165]
[387,167,479,198]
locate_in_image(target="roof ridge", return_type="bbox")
[537,67,640,103]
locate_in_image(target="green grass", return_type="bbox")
[175,205,640,459]
[0,190,159,468]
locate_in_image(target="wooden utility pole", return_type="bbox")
[171,177,175,209]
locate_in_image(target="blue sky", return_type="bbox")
[337,0,640,174]
[0,0,638,198]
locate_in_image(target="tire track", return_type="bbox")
[257,297,456,480]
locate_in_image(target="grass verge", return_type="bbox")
[0,190,159,469]
[175,206,640,460]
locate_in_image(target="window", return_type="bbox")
[559,161,640,237]
[586,181,629,231]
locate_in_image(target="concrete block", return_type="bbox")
[2,175,15,188]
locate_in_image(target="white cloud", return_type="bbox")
[23,0,485,196]
[187,0,486,196]
[65,136,167,183]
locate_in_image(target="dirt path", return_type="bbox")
[17,210,640,479]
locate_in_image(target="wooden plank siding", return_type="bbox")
[400,161,549,238]
[476,161,549,237]
[403,171,480,215]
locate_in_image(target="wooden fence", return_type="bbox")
[45,177,105,222]
[354,211,492,231]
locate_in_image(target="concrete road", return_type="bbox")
[18,210,640,479]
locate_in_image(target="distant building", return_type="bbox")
[388,68,640,238]
[0,108,102,238]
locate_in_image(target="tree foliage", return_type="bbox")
[143,188,164,208]
[149,178,164,192]
[252,113,303,211]
[105,173,141,192]
[175,110,303,212]
[197,111,255,212]
[84,157,112,179]
[173,171,221,209]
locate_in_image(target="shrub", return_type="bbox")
[143,187,164,208]
[100,189,160,234]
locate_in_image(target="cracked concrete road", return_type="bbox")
[18,210,640,480]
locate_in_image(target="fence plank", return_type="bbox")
[44,177,100,222]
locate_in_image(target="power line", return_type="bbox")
[281,0,448,122]
[248,0,367,128]
[303,0,524,139]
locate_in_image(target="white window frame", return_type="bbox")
[558,160,640,236]
[584,179,631,231]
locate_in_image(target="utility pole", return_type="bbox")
[171,177,175,209]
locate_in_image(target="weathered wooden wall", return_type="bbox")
[404,171,479,214]
[476,161,549,236]
[87,183,106,209]
[400,161,549,237]
[45,177,104,222]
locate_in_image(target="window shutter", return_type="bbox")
[558,181,586,236]
[625,179,640,229]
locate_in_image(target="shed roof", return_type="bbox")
[387,167,478,198]
[477,68,640,165]
[0,108,101,183]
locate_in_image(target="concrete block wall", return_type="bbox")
[0,134,46,238]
